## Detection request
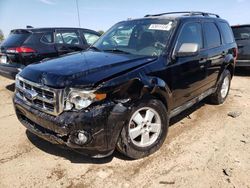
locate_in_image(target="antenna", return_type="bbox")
[76,0,81,27]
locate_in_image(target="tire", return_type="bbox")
[116,99,169,159]
[209,69,231,105]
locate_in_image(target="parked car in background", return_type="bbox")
[232,25,250,67]
[0,27,101,79]
[14,12,237,159]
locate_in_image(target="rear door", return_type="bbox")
[202,21,225,88]
[55,29,84,55]
[232,25,250,61]
[36,31,57,60]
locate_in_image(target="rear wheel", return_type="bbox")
[116,99,169,159]
[209,69,231,104]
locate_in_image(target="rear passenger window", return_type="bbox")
[55,31,80,45]
[41,33,53,44]
[218,22,234,44]
[176,22,203,51]
[204,22,221,48]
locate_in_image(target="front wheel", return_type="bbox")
[116,99,169,159]
[209,69,231,104]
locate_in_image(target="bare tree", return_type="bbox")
[0,29,4,42]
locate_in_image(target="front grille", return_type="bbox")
[15,75,64,116]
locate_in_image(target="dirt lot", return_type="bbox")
[0,72,249,188]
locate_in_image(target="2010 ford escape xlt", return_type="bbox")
[13,12,237,159]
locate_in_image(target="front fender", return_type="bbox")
[98,71,173,112]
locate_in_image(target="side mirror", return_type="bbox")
[176,43,199,57]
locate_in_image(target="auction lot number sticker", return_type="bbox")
[149,22,173,31]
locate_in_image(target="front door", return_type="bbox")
[168,22,208,108]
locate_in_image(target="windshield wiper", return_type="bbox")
[103,49,131,54]
[88,46,102,51]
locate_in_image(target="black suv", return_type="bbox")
[231,25,250,67]
[13,12,237,159]
[0,27,100,79]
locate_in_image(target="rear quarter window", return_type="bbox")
[40,32,53,44]
[218,22,234,44]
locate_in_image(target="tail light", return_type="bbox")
[233,47,238,62]
[6,46,36,53]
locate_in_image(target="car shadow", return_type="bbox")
[5,83,15,92]
[235,67,250,77]
[26,100,206,164]
[26,130,132,164]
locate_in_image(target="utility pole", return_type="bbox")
[76,0,81,27]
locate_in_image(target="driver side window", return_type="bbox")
[176,22,203,52]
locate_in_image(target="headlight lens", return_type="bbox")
[65,89,106,110]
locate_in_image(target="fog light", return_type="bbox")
[69,130,89,146]
[78,131,88,143]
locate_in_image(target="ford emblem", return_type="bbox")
[23,90,38,101]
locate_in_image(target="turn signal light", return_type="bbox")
[95,93,107,101]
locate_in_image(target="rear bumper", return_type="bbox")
[0,63,24,79]
[14,96,129,158]
[235,60,250,67]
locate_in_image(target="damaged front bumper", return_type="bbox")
[14,96,129,158]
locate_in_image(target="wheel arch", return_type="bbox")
[139,77,173,112]
[223,53,235,78]
[216,58,235,87]
[225,62,235,78]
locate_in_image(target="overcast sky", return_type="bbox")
[0,0,249,37]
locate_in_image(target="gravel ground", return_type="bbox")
[0,71,249,188]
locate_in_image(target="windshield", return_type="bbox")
[94,19,175,56]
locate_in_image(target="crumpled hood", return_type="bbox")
[20,50,156,88]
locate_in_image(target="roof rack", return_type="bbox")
[144,11,220,18]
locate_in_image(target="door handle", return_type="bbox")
[238,44,244,48]
[199,58,207,70]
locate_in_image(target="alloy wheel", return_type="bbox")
[128,107,162,148]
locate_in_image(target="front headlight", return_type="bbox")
[65,89,106,111]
